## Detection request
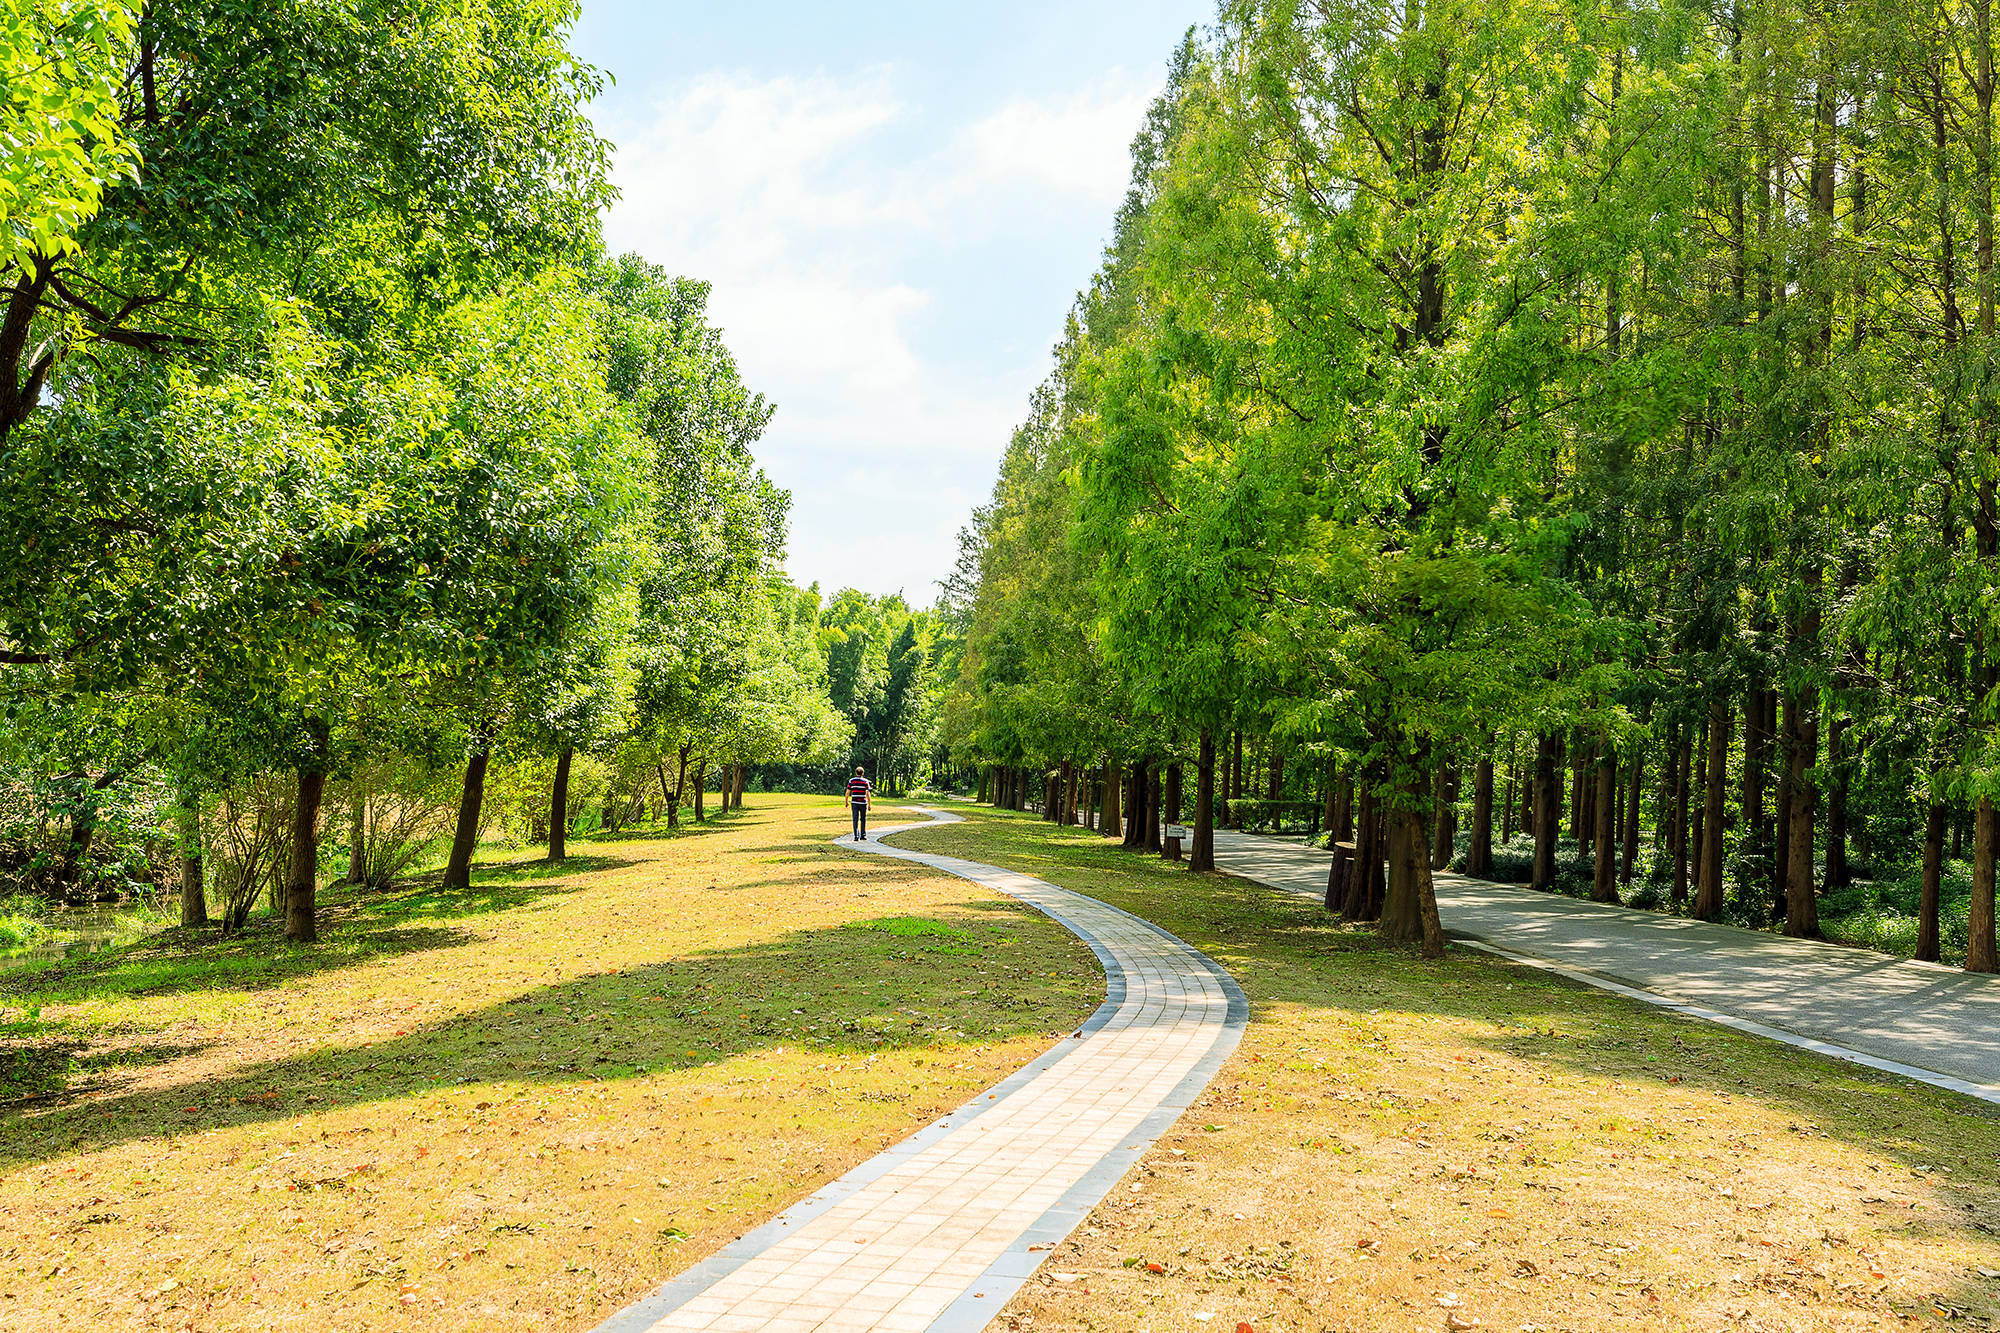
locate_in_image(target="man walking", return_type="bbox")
[846,766,873,841]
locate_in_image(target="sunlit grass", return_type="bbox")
[0,796,1100,1332]
[896,808,2000,1333]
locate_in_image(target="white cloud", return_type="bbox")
[597,65,1158,598]
[955,81,1153,204]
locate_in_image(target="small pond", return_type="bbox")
[0,905,141,974]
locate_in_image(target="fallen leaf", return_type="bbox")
[1445,1315,1482,1331]
[1027,1242,1054,1252]
[1485,1208,1513,1219]
[1146,1261,1165,1273]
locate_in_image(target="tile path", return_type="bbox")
[1206,827,2000,1105]
[594,808,1246,1333]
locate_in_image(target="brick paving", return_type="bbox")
[595,809,1245,1333]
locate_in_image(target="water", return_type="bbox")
[0,905,131,973]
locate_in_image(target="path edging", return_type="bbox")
[592,808,1246,1333]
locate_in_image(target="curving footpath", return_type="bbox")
[594,808,1246,1333]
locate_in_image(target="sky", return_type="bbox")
[571,2,1211,605]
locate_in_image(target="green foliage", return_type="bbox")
[0,0,139,273]
[0,4,843,948]
[948,0,2000,964]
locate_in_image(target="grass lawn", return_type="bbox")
[0,795,1101,1331]
[892,808,2000,1333]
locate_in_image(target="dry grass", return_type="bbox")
[896,809,2000,1333]
[0,796,1101,1331]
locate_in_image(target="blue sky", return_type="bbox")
[572,2,1211,603]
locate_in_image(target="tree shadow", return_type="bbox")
[0,1036,219,1105]
[0,903,1102,1169]
[887,812,2000,1318]
[0,858,605,1019]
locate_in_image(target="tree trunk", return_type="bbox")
[735,763,747,807]
[1824,713,1850,888]
[1466,758,1494,877]
[1672,730,1692,909]
[1972,796,1999,971]
[1783,693,1820,938]
[694,759,707,822]
[1190,734,1216,872]
[1133,762,1149,844]
[1231,731,1245,827]
[549,745,573,862]
[1742,686,1770,897]
[1531,732,1558,891]
[1102,760,1123,838]
[1145,763,1163,853]
[1773,699,1794,921]
[347,784,366,885]
[1592,746,1619,902]
[1381,768,1447,958]
[1695,698,1729,921]
[1335,770,1354,841]
[286,726,329,944]
[1620,743,1643,886]
[1569,736,1589,849]
[51,770,119,897]
[1430,762,1458,870]
[444,748,490,891]
[1690,713,1708,904]
[176,799,208,928]
[1325,840,1351,913]
[1346,783,1386,921]
[1918,798,1946,963]
[1512,740,1528,836]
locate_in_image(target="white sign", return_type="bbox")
[1164,825,1190,839]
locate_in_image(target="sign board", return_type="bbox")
[1164,825,1190,839]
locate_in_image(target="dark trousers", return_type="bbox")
[851,803,868,840]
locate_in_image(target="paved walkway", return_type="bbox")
[595,810,1245,1333]
[1209,829,2000,1104]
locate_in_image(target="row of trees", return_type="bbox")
[0,1,847,939]
[946,0,2000,972]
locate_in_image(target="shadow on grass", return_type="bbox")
[887,810,2000,1317]
[886,811,2000,1162]
[0,893,1101,1169]
[0,856,609,1036]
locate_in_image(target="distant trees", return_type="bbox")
[946,0,2000,972]
[0,3,844,939]
[817,591,946,793]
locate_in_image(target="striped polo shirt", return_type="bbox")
[847,776,872,805]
